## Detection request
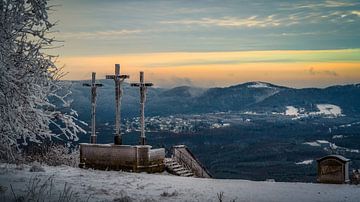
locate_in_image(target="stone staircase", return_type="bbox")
[164,158,194,177]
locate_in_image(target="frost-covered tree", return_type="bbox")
[0,0,85,160]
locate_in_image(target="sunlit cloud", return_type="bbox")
[308,67,338,76]
[351,10,360,16]
[58,49,360,88]
[161,9,357,29]
[161,15,283,28]
[139,49,360,67]
[284,0,358,10]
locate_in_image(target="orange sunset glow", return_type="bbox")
[60,49,360,88]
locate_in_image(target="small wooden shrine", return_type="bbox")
[317,155,350,184]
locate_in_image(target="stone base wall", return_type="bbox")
[79,143,165,173]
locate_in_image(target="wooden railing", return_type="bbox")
[172,145,212,178]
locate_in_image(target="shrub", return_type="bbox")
[24,143,79,167]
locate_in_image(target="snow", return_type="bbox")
[247,82,273,88]
[244,111,258,115]
[1,163,359,202]
[339,121,360,128]
[330,143,338,150]
[304,140,359,154]
[314,104,343,117]
[349,149,360,153]
[78,120,89,126]
[332,135,345,139]
[285,106,299,116]
[316,140,330,144]
[295,160,314,165]
[282,104,344,120]
[303,142,321,147]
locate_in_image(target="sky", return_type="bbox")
[50,0,360,88]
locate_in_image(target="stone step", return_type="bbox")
[165,158,194,177]
[173,167,186,172]
[169,164,182,169]
[177,170,192,175]
[164,160,177,165]
[165,160,175,164]
[167,162,178,166]
[181,172,194,177]
[167,164,181,169]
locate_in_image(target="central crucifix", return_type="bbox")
[131,72,153,145]
[106,64,129,145]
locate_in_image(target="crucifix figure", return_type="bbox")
[106,64,129,145]
[83,72,103,144]
[131,72,153,145]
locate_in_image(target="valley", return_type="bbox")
[67,81,360,182]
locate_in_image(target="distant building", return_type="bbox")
[317,155,350,184]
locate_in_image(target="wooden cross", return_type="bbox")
[83,72,103,144]
[105,64,129,145]
[131,71,153,145]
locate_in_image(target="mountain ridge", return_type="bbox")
[67,81,360,121]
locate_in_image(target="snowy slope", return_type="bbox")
[0,163,359,202]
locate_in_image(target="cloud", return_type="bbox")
[308,67,338,76]
[160,7,359,29]
[324,0,357,7]
[278,1,360,23]
[155,76,193,88]
[351,10,360,16]
[284,0,357,10]
[173,7,221,14]
[60,29,143,39]
[161,15,283,28]
[142,49,360,68]
[171,77,193,86]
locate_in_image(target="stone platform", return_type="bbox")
[79,143,165,173]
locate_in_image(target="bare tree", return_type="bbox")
[0,0,85,160]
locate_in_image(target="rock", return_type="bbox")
[29,162,45,172]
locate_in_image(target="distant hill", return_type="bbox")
[68,81,360,122]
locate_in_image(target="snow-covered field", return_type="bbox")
[303,141,321,147]
[313,104,343,117]
[295,160,314,165]
[284,104,343,119]
[302,140,360,154]
[285,106,299,116]
[0,163,359,202]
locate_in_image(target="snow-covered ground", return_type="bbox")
[0,163,359,202]
[247,82,272,88]
[313,104,343,117]
[303,141,321,147]
[285,106,299,116]
[283,104,343,119]
[339,121,360,128]
[332,135,345,139]
[302,140,359,154]
[295,160,314,165]
[317,140,330,144]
